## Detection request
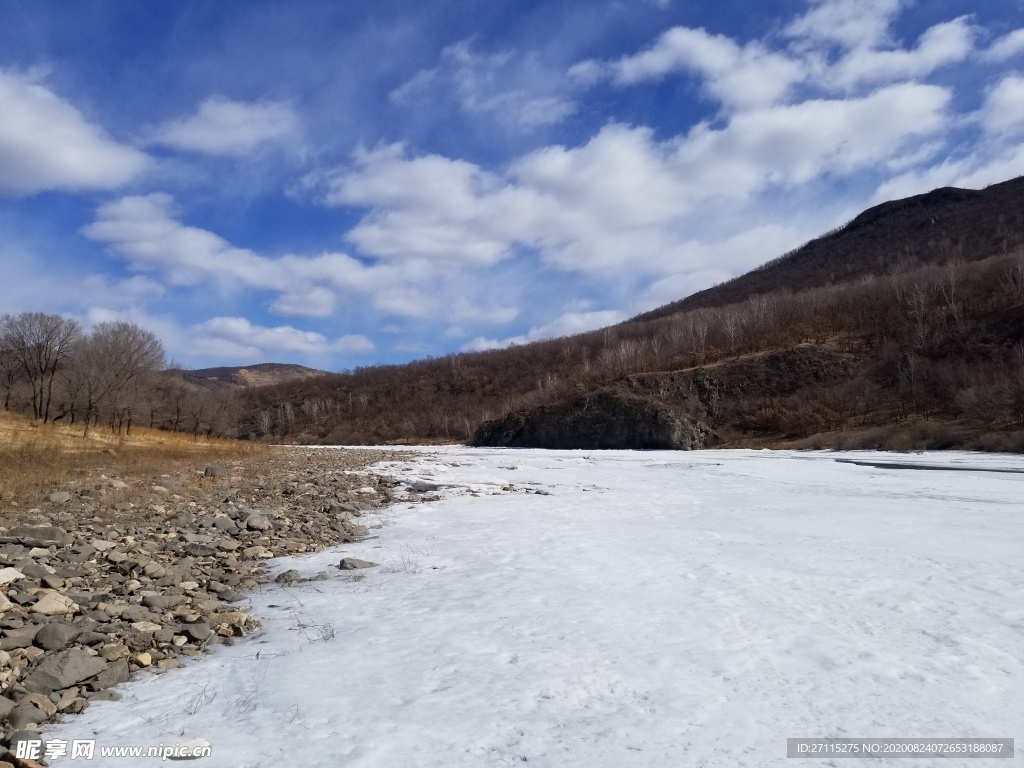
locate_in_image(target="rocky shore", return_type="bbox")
[0,446,406,765]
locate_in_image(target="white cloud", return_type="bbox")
[0,69,149,196]
[391,41,575,130]
[827,18,975,89]
[981,74,1024,136]
[983,29,1024,62]
[325,83,948,278]
[192,316,373,359]
[152,96,298,156]
[575,14,971,109]
[461,309,627,352]
[586,26,805,109]
[786,0,907,50]
[82,193,418,316]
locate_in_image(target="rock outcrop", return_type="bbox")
[473,392,709,450]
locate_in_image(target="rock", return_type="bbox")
[245,514,273,531]
[141,594,183,610]
[142,562,166,579]
[274,570,301,584]
[30,593,74,616]
[21,693,55,718]
[118,606,155,623]
[6,526,66,547]
[76,631,107,646]
[39,575,63,590]
[130,621,162,633]
[45,492,71,504]
[7,703,46,729]
[183,544,217,557]
[339,558,377,570]
[17,565,52,581]
[472,391,710,450]
[0,625,40,651]
[0,696,14,719]
[92,659,130,690]
[180,620,211,643]
[108,479,128,489]
[241,547,272,560]
[408,480,439,493]
[105,551,128,564]
[217,590,246,603]
[0,594,13,613]
[0,570,24,587]
[89,539,117,552]
[133,652,152,667]
[99,644,129,661]
[33,623,80,651]
[23,648,107,694]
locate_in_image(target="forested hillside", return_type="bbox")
[239,176,1024,451]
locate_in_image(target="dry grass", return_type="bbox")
[0,410,267,511]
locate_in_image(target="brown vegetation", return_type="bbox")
[0,409,266,515]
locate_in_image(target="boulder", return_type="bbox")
[30,593,74,616]
[92,659,130,691]
[23,648,107,694]
[33,623,80,651]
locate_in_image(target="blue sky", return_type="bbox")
[1,0,1023,370]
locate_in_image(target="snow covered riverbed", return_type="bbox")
[48,448,1024,766]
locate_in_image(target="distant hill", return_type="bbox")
[632,176,1024,322]
[183,363,327,390]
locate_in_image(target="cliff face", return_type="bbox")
[472,391,710,450]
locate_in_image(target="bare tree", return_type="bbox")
[0,312,81,421]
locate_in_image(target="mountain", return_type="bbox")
[632,176,1024,322]
[183,363,327,390]
[236,176,1024,452]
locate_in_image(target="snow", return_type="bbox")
[48,448,1024,767]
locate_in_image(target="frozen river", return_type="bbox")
[49,448,1024,766]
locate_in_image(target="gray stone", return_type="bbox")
[119,606,155,623]
[18,564,52,580]
[8,702,47,728]
[274,570,302,584]
[76,631,108,646]
[141,594,184,610]
[245,513,273,531]
[46,491,72,504]
[0,695,14,719]
[408,480,439,493]
[0,625,41,650]
[23,648,107,694]
[7,525,66,547]
[183,544,218,557]
[33,623,81,651]
[180,620,211,643]
[92,659,130,691]
[339,558,378,570]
